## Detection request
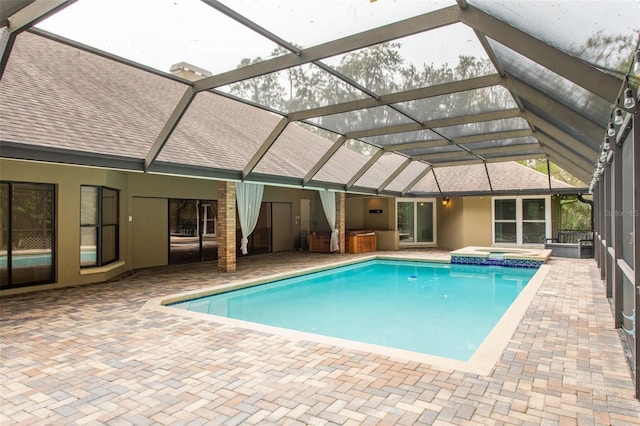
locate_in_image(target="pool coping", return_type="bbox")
[142,254,549,376]
[450,246,552,261]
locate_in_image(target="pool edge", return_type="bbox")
[142,254,546,377]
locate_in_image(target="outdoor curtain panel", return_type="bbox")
[236,182,264,255]
[318,189,339,252]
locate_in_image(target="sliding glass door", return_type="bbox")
[397,198,435,245]
[169,199,218,264]
[1,182,55,289]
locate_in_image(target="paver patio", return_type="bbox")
[1,250,639,425]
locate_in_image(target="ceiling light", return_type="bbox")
[624,88,635,109]
[613,108,624,125]
[602,138,610,151]
[634,51,640,77]
[607,122,616,137]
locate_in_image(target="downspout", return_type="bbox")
[577,193,594,231]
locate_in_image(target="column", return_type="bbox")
[217,181,236,272]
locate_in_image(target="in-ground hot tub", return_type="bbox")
[450,246,552,268]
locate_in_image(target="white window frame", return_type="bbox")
[395,197,437,246]
[492,196,551,246]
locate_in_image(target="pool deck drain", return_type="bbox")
[1,250,639,425]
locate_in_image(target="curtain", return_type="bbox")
[319,190,339,252]
[236,182,264,255]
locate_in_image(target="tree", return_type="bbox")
[229,56,286,110]
[576,31,637,73]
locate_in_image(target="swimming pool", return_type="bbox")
[168,259,539,364]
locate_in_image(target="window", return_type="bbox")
[81,186,119,267]
[0,182,55,289]
[396,198,436,245]
[492,196,550,245]
[494,199,517,243]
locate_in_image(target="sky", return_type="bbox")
[36,0,452,74]
[36,0,639,77]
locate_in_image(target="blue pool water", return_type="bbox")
[170,260,537,361]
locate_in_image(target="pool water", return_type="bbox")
[170,260,536,361]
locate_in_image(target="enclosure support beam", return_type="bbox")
[303,136,346,186]
[461,4,621,102]
[242,117,290,180]
[145,88,196,170]
[346,150,384,190]
[377,158,412,194]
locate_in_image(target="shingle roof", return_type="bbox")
[407,162,573,196]
[1,32,186,159]
[1,31,583,196]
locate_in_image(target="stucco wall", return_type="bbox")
[345,197,365,229]
[437,197,464,250]
[0,159,321,293]
[345,196,395,230]
[461,196,493,247]
[362,197,395,230]
[1,159,130,293]
[1,157,498,294]
[132,197,168,269]
[435,196,493,250]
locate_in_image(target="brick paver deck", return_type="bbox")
[1,251,639,425]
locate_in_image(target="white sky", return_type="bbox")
[36,0,639,76]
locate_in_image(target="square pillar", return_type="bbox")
[337,192,346,254]
[217,181,236,272]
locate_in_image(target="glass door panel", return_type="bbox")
[397,199,436,245]
[416,202,434,243]
[169,199,218,264]
[201,201,218,261]
[4,183,54,288]
[169,199,199,264]
[0,183,9,286]
[397,202,414,242]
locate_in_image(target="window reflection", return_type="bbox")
[1,183,55,289]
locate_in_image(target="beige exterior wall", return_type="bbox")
[436,196,493,250]
[1,159,130,294]
[1,158,497,294]
[345,196,396,230]
[0,159,328,293]
[345,197,365,229]
[363,197,395,230]
[132,197,168,269]
[271,203,292,252]
[345,196,492,251]
[461,196,493,247]
[437,197,464,250]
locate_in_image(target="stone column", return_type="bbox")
[217,181,236,272]
[337,192,346,254]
